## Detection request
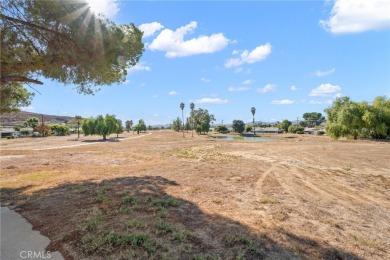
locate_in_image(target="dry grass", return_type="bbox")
[1,131,389,259]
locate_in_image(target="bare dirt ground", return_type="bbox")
[1,131,389,259]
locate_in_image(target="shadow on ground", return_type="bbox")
[1,176,362,260]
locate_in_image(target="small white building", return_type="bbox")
[0,128,20,138]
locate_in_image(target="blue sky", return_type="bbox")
[27,0,390,125]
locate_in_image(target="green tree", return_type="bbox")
[75,115,82,139]
[115,119,124,138]
[0,0,144,95]
[24,117,39,128]
[279,119,292,132]
[232,120,245,134]
[125,120,133,133]
[251,107,256,135]
[245,125,252,133]
[185,117,191,132]
[133,119,146,135]
[180,102,185,137]
[303,112,324,127]
[81,114,117,140]
[171,117,182,132]
[190,102,195,137]
[0,83,35,114]
[215,125,228,133]
[51,124,69,136]
[192,108,215,135]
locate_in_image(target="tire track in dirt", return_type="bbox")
[255,165,277,201]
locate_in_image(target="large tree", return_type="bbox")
[325,96,390,140]
[1,0,144,96]
[125,120,133,133]
[302,112,325,127]
[279,119,292,132]
[232,120,245,134]
[192,108,215,135]
[81,114,118,140]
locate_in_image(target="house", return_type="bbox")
[303,128,325,135]
[0,128,20,138]
[253,127,283,134]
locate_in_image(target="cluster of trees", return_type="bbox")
[325,96,390,140]
[278,120,304,134]
[51,124,70,136]
[0,0,144,113]
[173,103,215,136]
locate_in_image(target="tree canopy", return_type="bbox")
[325,96,390,140]
[0,83,35,114]
[232,120,245,134]
[82,114,118,140]
[0,0,144,94]
[192,108,215,134]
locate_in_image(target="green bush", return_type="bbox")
[245,125,252,132]
[288,124,304,134]
[317,130,325,135]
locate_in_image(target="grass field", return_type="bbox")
[1,131,389,259]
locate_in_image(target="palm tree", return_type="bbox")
[180,102,185,138]
[251,107,256,135]
[75,115,82,139]
[190,102,195,137]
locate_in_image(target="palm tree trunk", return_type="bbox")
[182,110,184,138]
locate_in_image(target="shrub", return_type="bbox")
[288,124,304,134]
[317,130,325,135]
[245,125,252,132]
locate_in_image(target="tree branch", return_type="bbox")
[0,76,43,85]
[0,13,63,35]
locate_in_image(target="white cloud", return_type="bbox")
[201,77,211,83]
[148,21,229,57]
[242,79,254,85]
[21,106,34,112]
[228,86,250,92]
[225,43,272,68]
[309,100,333,105]
[195,98,229,104]
[320,0,390,34]
[127,63,151,74]
[309,83,341,97]
[168,91,178,96]
[257,84,277,93]
[271,100,295,105]
[313,68,336,77]
[290,85,298,91]
[87,0,119,18]
[139,22,164,38]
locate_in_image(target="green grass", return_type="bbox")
[86,213,103,231]
[126,218,146,229]
[152,198,178,208]
[155,219,172,235]
[122,195,141,204]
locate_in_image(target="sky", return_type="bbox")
[26,0,390,125]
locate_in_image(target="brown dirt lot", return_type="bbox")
[1,131,389,259]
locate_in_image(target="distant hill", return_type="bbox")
[0,111,74,126]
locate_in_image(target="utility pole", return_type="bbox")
[296,117,299,125]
